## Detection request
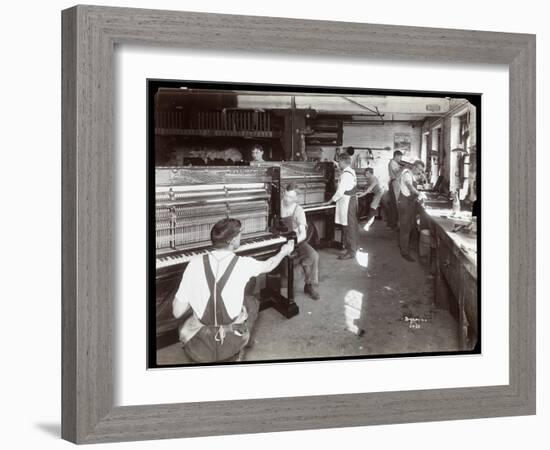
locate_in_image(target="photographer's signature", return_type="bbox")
[401,314,432,329]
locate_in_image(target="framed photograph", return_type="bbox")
[62,5,535,444]
[394,132,411,154]
[149,81,482,368]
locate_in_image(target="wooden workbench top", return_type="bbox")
[422,206,478,279]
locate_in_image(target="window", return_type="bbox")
[458,111,470,150]
[456,111,471,198]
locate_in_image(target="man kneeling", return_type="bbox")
[172,218,294,363]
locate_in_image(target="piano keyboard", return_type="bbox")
[156,235,287,269]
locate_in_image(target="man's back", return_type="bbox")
[177,251,266,320]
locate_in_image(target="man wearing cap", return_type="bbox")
[324,152,359,260]
[172,218,294,362]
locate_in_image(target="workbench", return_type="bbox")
[422,206,479,351]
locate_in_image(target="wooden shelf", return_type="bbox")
[155,128,278,138]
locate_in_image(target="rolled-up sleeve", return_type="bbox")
[240,256,273,278]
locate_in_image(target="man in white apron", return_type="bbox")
[172,218,294,363]
[324,153,358,260]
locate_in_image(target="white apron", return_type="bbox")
[335,168,357,226]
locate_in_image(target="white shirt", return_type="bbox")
[399,169,414,197]
[173,250,269,320]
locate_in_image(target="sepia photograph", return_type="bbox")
[148,81,481,367]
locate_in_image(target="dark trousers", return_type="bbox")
[398,195,417,256]
[297,242,319,285]
[387,182,399,228]
[379,195,391,225]
[343,196,358,253]
[281,241,320,285]
[243,294,260,331]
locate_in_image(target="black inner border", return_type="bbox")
[146,79,482,369]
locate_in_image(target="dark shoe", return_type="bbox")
[304,284,320,300]
[401,253,415,262]
[338,252,354,260]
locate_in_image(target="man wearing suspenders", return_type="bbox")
[324,152,359,260]
[172,218,294,363]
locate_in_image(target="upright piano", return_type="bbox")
[154,166,298,348]
[253,161,336,245]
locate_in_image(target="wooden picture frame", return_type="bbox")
[61,5,536,444]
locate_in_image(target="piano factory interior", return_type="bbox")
[152,83,480,365]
